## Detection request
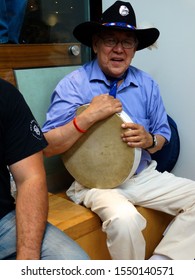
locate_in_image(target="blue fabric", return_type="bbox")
[108,73,126,98]
[0,210,90,260]
[42,59,171,174]
[109,79,118,98]
[0,0,27,43]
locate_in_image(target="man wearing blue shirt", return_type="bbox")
[42,1,195,260]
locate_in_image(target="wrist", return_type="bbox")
[146,133,158,150]
[73,117,87,133]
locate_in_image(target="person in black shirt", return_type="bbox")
[0,78,89,260]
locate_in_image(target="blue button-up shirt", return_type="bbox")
[42,59,171,174]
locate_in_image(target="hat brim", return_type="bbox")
[73,22,159,51]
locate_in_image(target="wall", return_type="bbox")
[103,0,195,180]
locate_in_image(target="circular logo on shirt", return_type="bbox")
[119,5,129,16]
[30,120,43,140]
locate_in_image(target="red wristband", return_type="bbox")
[73,117,87,133]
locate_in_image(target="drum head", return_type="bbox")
[62,105,141,189]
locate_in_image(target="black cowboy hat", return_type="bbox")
[73,1,159,51]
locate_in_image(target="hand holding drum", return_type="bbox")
[62,104,141,189]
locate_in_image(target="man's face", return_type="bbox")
[92,30,137,78]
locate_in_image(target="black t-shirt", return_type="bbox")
[0,78,48,219]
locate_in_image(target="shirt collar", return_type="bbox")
[89,59,108,84]
[124,67,139,88]
[89,59,139,88]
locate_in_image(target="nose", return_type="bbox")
[113,41,124,52]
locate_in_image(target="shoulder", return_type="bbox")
[56,62,92,91]
[61,62,91,80]
[0,79,26,119]
[129,65,158,87]
[0,78,20,97]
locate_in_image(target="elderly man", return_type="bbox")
[42,1,195,260]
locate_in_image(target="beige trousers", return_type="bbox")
[66,161,195,260]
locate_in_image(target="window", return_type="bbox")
[20,0,102,44]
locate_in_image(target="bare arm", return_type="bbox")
[43,94,122,157]
[10,151,48,260]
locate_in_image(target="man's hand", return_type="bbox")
[121,122,166,153]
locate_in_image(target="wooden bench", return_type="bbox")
[48,192,173,260]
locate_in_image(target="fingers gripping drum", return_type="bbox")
[62,105,141,189]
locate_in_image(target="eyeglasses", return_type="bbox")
[98,36,137,49]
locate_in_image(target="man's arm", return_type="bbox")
[10,151,48,260]
[43,94,122,157]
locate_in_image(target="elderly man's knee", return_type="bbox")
[103,205,146,235]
